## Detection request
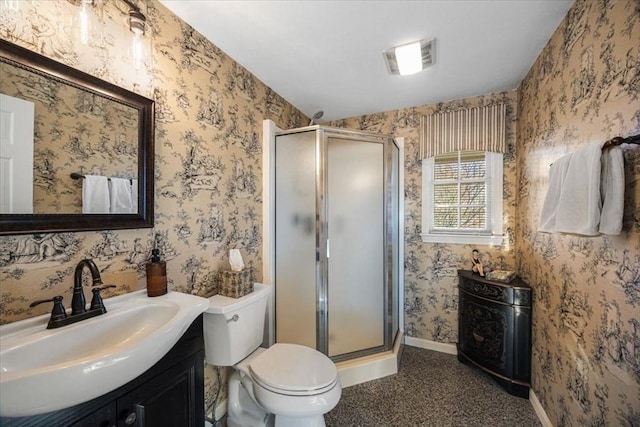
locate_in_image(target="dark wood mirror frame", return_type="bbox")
[0,39,154,235]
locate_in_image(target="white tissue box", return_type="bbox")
[219,268,254,298]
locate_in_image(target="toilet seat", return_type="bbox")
[249,343,338,396]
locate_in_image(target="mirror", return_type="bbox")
[0,39,154,235]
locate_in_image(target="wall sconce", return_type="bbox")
[2,0,19,11]
[123,1,147,69]
[78,0,94,44]
[67,0,149,69]
[125,1,146,35]
[65,0,103,45]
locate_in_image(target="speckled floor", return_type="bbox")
[325,346,541,427]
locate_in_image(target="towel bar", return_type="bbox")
[601,133,640,150]
[549,133,639,167]
[71,173,133,184]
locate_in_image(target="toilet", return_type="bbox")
[203,283,341,427]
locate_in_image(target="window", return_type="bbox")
[422,150,503,245]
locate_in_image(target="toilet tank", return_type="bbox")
[203,283,271,366]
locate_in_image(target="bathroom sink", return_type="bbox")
[0,290,209,417]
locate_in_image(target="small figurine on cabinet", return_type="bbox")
[471,249,484,277]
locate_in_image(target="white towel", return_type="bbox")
[131,179,138,213]
[555,142,603,235]
[538,153,571,233]
[82,175,110,214]
[109,178,133,214]
[599,146,624,235]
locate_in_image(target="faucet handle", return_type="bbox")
[90,285,116,312]
[29,296,67,323]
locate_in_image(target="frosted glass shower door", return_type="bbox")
[274,131,317,348]
[327,137,385,356]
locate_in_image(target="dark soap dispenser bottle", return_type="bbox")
[146,249,167,297]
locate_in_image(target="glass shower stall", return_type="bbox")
[274,126,400,362]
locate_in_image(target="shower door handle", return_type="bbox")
[326,239,330,258]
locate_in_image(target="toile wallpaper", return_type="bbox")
[516,1,640,425]
[0,0,306,414]
[1,59,138,214]
[1,0,638,424]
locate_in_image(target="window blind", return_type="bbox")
[432,151,489,231]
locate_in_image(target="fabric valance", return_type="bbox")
[420,103,506,158]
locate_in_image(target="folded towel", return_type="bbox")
[131,179,138,213]
[555,142,603,235]
[538,153,571,233]
[539,141,625,236]
[599,146,624,235]
[82,175,110,214]
[109,177,133,214]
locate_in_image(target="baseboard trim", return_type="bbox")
[404,336,457,355]
[529,390,553,427]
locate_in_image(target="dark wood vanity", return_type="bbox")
[457,270,532,398]
[1,316,204,427]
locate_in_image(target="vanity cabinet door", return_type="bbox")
[116,351,204,427]
[70,403,117,427]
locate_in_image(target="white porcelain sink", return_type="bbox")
[0,290,209,417]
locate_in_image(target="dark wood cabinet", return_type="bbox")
[70,403,116,427]
[1,315,204,427]
[116,352,201,427]
[457,270,531,398]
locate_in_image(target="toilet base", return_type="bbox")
[227,371,274,427]
[228,415,274,427]
[275,415,326,427]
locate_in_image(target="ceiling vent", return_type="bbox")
[383,38,436,76]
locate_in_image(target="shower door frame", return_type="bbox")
[270,124,400,362]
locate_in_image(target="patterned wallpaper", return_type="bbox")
[0,0,306,414]
[517,1,640,425]
[0,0,306,319]
[1,60,138,214]
[1,0,638,424]
[330,90,519,344]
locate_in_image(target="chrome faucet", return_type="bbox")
[72,259,103,315]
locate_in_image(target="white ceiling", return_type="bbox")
[159,0,573,122]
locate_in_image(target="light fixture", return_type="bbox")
[78,0,93,44]
[127,7,146,35]
[123,0,147,70]
[2,0,19,11]
[383,38,436,76]
[66,0,100,45]
[67,0,149,69]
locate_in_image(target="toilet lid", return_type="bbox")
[249,343,337,393]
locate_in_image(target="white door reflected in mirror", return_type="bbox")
[0,93,34,214]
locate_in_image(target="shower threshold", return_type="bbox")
[336,330,404,388]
